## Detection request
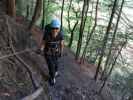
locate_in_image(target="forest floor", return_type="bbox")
[44,48,100,100]
[33,47,114,100]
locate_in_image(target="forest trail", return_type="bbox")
[24,46,113,100]
[1,0,133,99]
[0,13,114,99]
[29,27,114,100]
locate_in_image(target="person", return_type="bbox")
[40,19,64,86]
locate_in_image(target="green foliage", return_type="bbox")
[111,72,133,98]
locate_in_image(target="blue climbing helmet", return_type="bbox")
[50,19,61,28]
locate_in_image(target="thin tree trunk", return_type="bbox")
[7,0,16,17]
[68,7,79,48]
[45,0,50,24]
[67,0,73,32]
[30,0,34,16]
[94,0,118,80]
[68,20,79,48]
[26,5,30,19]
[29,0,42,30]
[61,0,65,30]
[67,0,79,48]
[80,0,99,63]
[80,2,94,64]
[75,0,89,60]
[41,0,46,29]
[99,40,126,93]
[99,0,125,89]
[100,0,125,80]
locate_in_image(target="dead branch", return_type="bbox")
[5,16,38,90]
[0,49,32,60]
[5,16,51,100]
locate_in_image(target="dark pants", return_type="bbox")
[45,55,58,79]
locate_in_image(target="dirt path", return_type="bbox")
[29,27,114,100]
[36,48,112,100]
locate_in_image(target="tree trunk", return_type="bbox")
[26,5,30,19]
[29,0,42,30]
[30,0,34,16]
[45,0,50,24]
[68,20,79,48]
[61,0,65,30]
[99,0,125,93]
[75,0,89,60]
[100,0,125,80]
[67,0,79,48]
[99,40,126,94]
[7,0,16,17]
[67,0,73,32]
[80,0,99,63]
[94,0,118,80]
[41,0,46,29]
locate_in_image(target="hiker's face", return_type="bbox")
[51,28,60,36]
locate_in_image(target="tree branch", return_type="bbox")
[6,17,38,90]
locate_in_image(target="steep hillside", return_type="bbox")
[0,1,114,100]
